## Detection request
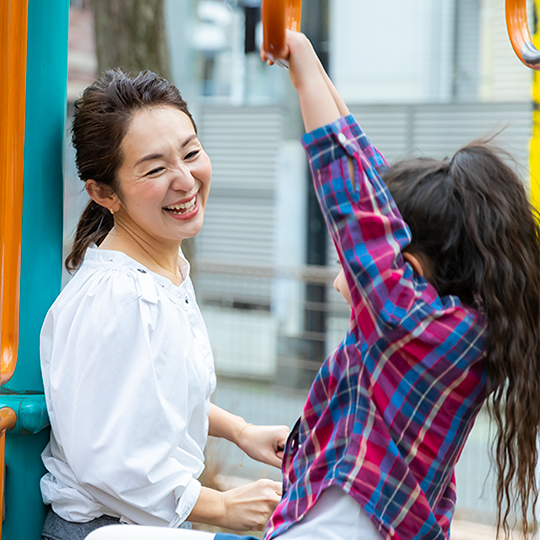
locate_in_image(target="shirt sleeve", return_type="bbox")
[41,270,202,526]
[301,115,439,344]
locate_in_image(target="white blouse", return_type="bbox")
[40,246,216,527]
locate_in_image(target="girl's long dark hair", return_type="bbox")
[383,143,540,537]
[66,69,196,272]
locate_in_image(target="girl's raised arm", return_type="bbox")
[316,53,350,119]
[263,32,341,132]
[263,32,354,177]
[266,32,442,345]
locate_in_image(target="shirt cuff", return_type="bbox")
[169,477,202,528]
[301,115,363,170]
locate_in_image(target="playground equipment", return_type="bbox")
[0,0,68,538]
[506,0,540,69]
[506,0,540,212]
[0,1,536,539]
[0,3,28,533]
[261,0,302,65]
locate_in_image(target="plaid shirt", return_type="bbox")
[265,116,488,540]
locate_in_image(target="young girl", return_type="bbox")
[87,31,540,540]
[260,31,540,540]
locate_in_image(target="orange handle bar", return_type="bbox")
[0,408,17,435]
[0,0,28,385]
[506,0,540,69]
[262,0,302,62]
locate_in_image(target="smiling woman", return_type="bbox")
[40,70,289,540]
[64,70,201,275]
[86,105,212,285]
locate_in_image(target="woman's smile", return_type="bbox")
[163,194,199,220]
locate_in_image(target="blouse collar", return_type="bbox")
[83,244,191,294]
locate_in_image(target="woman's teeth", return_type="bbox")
[164,197,197,214]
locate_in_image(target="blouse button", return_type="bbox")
[185,297,189,304]
[338,132,347,144]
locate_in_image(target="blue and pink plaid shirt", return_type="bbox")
[265,116,488,540]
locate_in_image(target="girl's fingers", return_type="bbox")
[260,47,275,65]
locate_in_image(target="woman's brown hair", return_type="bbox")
[65,69,196,272]
[383,144,540,537]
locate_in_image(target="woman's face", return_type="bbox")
[114,105,212,246]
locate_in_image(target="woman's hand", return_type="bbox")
[208,404,289,468]
[188,481,282,532]
[236,424,290,468]
[221,479,282,531]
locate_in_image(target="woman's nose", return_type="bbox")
[171,164,196,191]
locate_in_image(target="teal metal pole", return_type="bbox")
[0,0,68,538]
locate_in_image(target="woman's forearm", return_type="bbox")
[208,404,289,469]
[208,403,249,445]
[188,481,282,531]
[187,486,226,527]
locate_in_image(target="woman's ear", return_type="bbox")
[403,251,425,277]
[86,180,118,212]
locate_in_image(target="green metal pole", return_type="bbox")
[0,0,68,538]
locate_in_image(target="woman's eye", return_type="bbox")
[146,167,164,176]
[185,150,200,160]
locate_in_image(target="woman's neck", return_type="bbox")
[99,224,184,286]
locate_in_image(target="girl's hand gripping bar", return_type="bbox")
[262,0,302,69]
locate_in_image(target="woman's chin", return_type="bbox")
[177,219,205,243]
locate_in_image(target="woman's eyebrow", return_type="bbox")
[134,135,198,167]
[181,134,198,147]
[135,153,163,167]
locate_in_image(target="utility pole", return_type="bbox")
[302,0,330,386]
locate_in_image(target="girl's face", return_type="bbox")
[114,105,212,246]
[334,267,352,307]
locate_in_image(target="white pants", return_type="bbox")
[277,486,383,540]
[87,528,215,540]
[86,487,382,540]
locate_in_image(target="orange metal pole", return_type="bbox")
[262,0,302,62]
[0,0,29,385]
[506,0,540,69]
[0,408,16,538]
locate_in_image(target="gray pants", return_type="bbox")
[42,510,192,540]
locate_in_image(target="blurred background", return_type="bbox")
[64,0,534,536]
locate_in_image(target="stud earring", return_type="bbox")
[110,208,114,215]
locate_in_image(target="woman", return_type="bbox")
[40,69,288,540]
